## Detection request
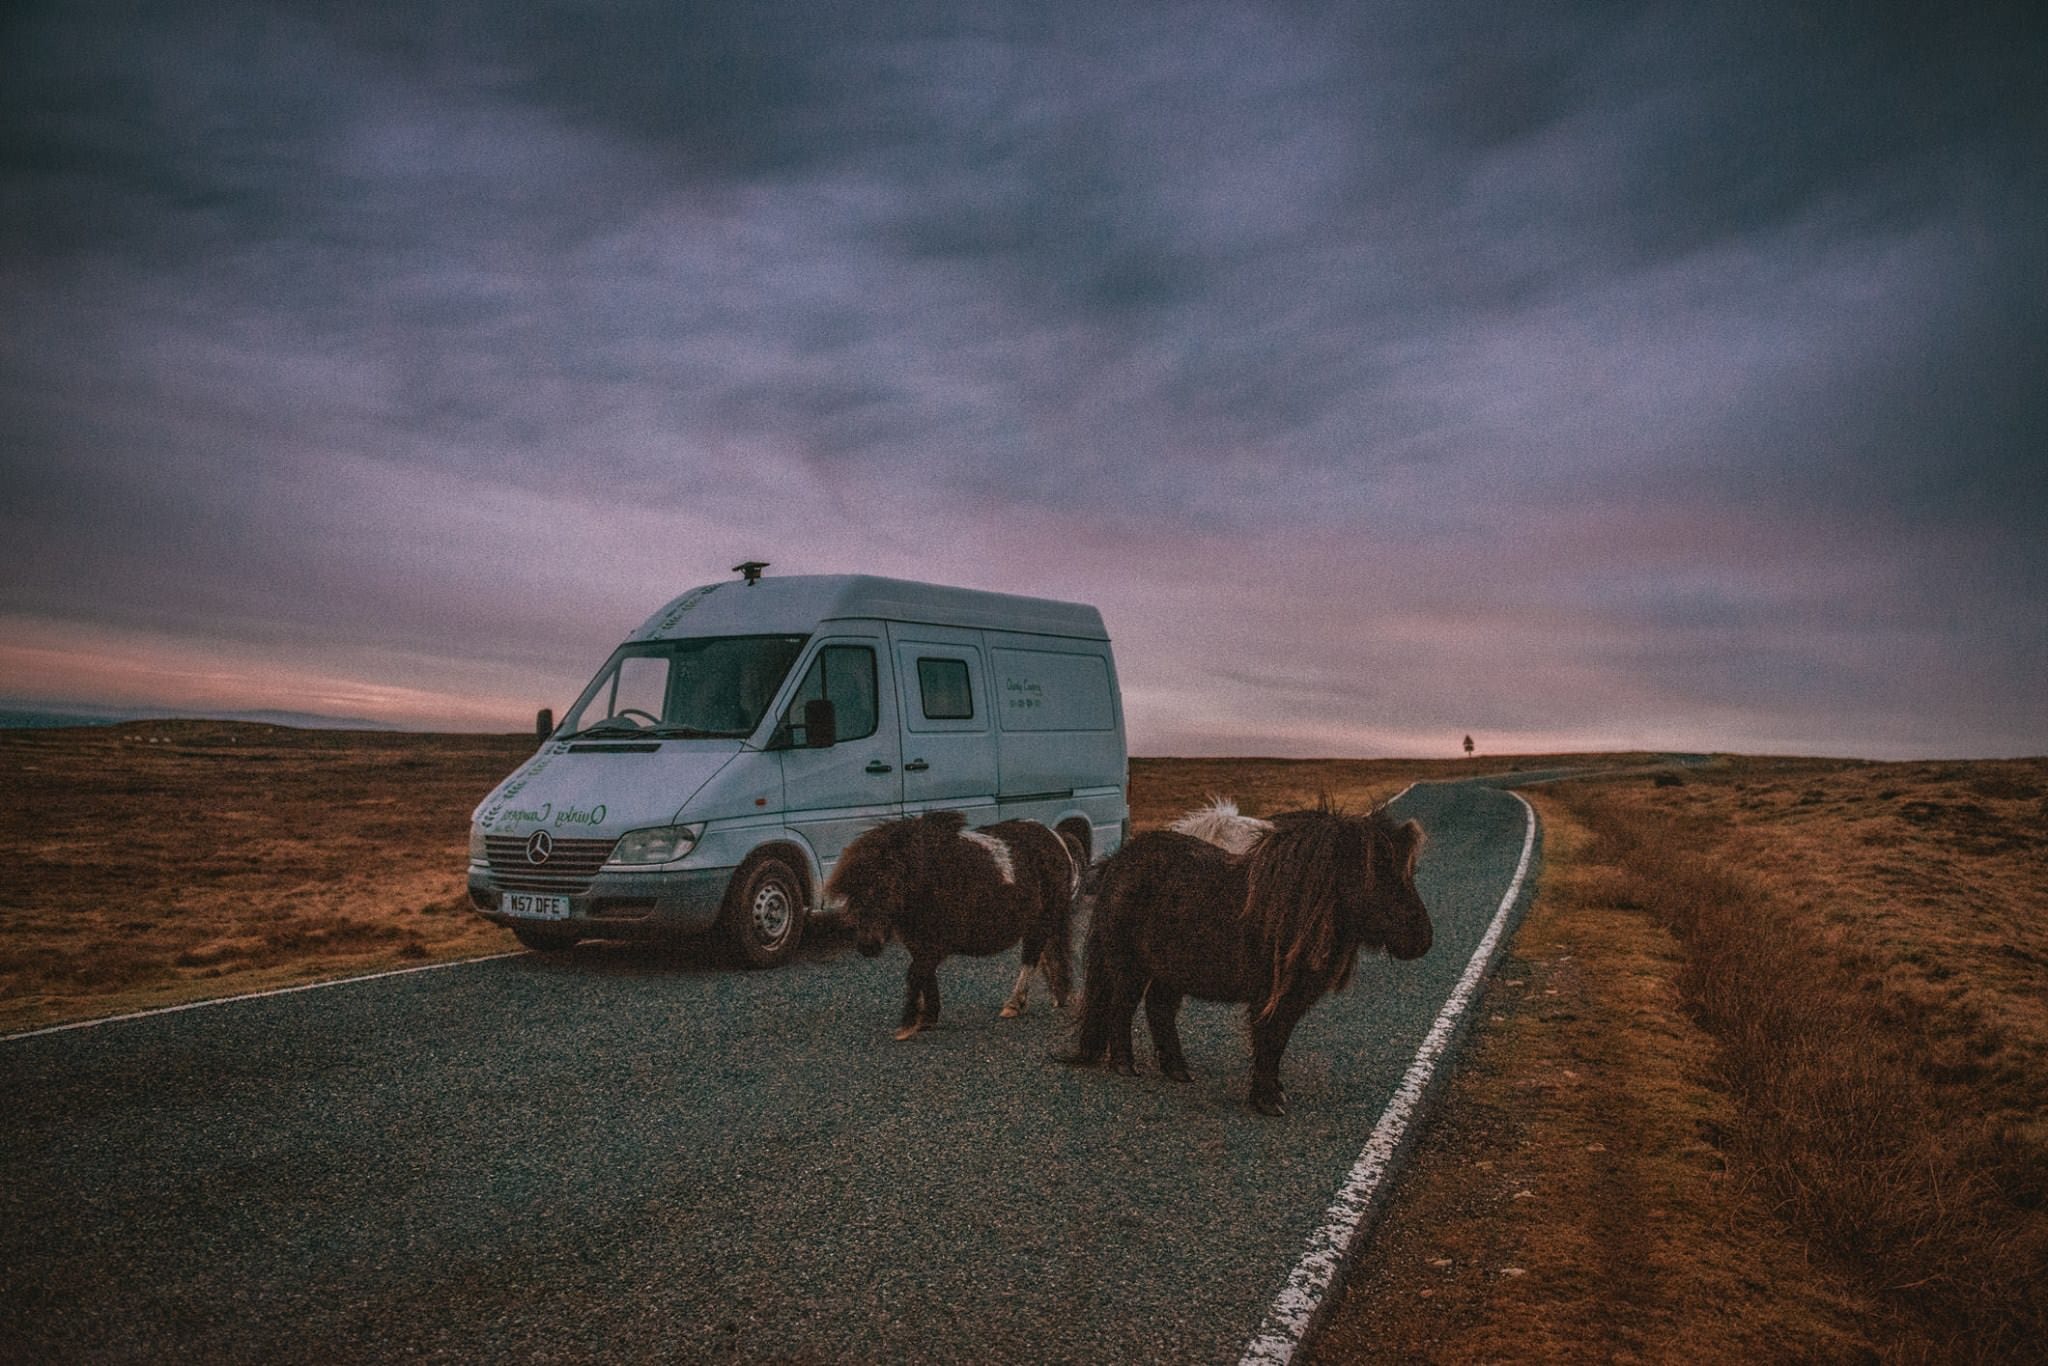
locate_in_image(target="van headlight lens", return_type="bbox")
[468,825,488,863]
[608,823,703,866]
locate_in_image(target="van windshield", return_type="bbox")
[558,635,808,740]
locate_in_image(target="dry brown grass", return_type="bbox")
[1320,789,1880,1362]
[1565,757,2048,1359]
[0,721,533,1031]
[1125,753,1661,831]
[1319,756,2048,1364]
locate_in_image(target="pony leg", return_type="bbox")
[1000,960,1033,1018]
[1105,977,1143,1076]
[1247,1005,1307,1115]
[1143,986,1193,1082]
[1039,931,1073,1010]
[918,961,942,1027]
[1059,973,1115,1065]
[1003,925,1045,1018]
[1036,951,1068,1012]
[895,963,925,1041]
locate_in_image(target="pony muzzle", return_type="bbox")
[1385,918,1433,961]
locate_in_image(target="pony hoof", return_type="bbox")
[1112,1059,1137,1077]
[1164,1065,1193,1084]
[999,1001,1024,1018]
[893,1024,925,1042]
[1054,1049,1098,1067]
[1249,1095,1287,1117]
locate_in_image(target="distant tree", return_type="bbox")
[1463,734,1475,757]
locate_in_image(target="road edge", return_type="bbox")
[1238,786,1542,1365]
[0,952,528,1044]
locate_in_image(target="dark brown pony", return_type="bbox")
[1063,804,1431,1114]
[825,812,1077,1041]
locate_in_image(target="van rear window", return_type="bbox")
[916,657,974,720]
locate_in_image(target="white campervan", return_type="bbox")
[467,570,1129,965]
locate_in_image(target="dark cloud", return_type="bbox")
[2,0,2044,752]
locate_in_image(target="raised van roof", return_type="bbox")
[628,574,1109,642]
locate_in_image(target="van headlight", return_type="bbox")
[608,823,703,866]
[469,825,488,863]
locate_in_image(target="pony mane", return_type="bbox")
[825,810,991,919]
[824,815,924,912]
[1240,804,1381,1020]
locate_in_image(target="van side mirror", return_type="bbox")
[803,698,838,749]
[535,708,554,741]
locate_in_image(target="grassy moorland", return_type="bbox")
[0,722,533,1031]
[1318,756,2048,1364]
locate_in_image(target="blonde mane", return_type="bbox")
[1168,796,1275,855]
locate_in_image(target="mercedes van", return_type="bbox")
[466,570,1128,965]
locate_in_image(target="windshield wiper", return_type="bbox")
[562,721,746,741]
[562,721,644,740]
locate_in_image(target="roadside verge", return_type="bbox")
[1240,784,1540,1364]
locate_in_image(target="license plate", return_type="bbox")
[501,892,571,921]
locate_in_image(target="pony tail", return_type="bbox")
[1241,815,1354,1021]
[1080,850,1127,964]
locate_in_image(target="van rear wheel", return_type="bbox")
[722,854,805,968]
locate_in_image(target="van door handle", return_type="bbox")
[904,759,930,772]
[865,760,893,774]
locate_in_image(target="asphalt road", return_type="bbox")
[1,778,1540,1363]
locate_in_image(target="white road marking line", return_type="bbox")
[1239,788,1538,1365]
[1,952,528,1044]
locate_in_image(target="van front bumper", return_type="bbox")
[467,864,733,940]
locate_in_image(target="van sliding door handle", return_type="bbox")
[865,760,894,774]
[904,759,930,772]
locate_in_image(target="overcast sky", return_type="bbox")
[3,1,2043,757]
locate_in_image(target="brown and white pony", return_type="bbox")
[1063,803,1432,1114]
[826,812,1078,1041]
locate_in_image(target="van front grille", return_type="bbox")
[484,835,618,893]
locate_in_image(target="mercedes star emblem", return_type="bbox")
[525,829,553,865]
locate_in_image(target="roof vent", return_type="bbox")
[732,560,769,586]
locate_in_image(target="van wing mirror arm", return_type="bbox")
[803,698,838,749]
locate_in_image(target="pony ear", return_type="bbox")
[1392,819,1425,871]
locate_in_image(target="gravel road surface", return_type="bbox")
[1,778,1539,1363]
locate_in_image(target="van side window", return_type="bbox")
[916,657,975,720]
[788,645,879,743]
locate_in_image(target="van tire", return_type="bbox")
[722,854,806,968]
[512,924,579,952]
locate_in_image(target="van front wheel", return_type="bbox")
[722,854,806,968]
